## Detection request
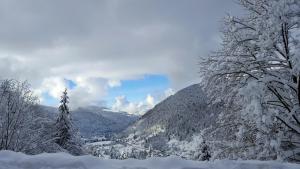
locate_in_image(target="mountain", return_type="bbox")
[72,107,138,138]
[39,105,139,138]
[85,84,223,159]
[125,84,221,140]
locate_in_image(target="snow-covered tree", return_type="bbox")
[199,140,211,161]
[200,0,300,161]
[55,89,71,146]
[55,88,83,155]
[0,79,38,152]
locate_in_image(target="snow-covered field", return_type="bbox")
[0,151,299,169]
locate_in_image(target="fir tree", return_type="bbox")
[55,88,83,155]
[55,88,71,146]
[200,140,211,161]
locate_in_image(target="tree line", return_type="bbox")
[0,79,83,155]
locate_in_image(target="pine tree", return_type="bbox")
[55,89,71,146]
[55,88,83,155]
[200,140,211,161]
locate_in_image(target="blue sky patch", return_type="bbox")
[42,92,58,106]
[65,79,77,89]
[105,74,170,106]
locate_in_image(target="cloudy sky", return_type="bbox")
[0,0,241,114]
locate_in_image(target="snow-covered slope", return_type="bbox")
[72,107,138,138]
[126,84,220,139]
[0,150,298,169]
[86,84,224,160]
[39,106,138,138]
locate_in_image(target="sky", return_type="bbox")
[0,0,242,114]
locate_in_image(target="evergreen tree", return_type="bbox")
[200,141,211,161]
[55,88,83,155]
[55,88,71,146]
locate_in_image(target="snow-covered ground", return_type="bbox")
[0,151,299,169]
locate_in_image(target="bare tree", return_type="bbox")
[0,79,38,151]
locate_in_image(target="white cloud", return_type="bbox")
[164,88,175,98]
[36,77,67,99]
[146,94,155,108]
[112,94,156,115]
[108,79,121,88]
[68,77,108,108]
[112,96,129,110]
[0,0,242,107]
[35,76,107,108]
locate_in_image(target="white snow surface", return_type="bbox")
[0,151,299,169]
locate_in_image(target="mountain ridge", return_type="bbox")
[38,105,139,138]
[124,84,221,140]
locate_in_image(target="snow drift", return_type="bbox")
[0,150,298,169]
